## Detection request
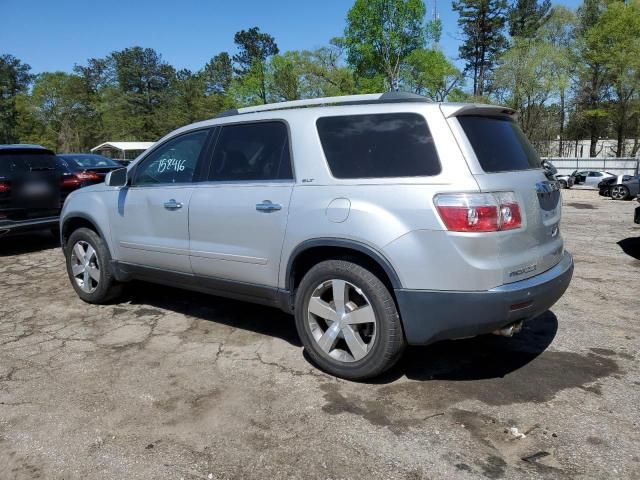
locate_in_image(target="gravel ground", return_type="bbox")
[1,189,639,480]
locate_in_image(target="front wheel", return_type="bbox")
[294,260,405,380]
[65,228,122,303]
[558,180,567,189]
[610,185,629,200]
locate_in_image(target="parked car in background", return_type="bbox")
[571,170,617,188]
[1,144,63,237]
[635,197,640,224]
[57,154,123,188]
[598,174,640,200]
[60,92,573,379]
[555,172,575,189]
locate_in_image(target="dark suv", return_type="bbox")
[0,145,67,237]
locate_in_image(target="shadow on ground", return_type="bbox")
[370,311,558,385]
[0,231,60,257]
[125,282,302,347]
[617,237,640,260]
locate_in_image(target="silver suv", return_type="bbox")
[60,92,574,379]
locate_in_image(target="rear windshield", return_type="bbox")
[59,154,120,169]
[316,113,441,179]
[0,150,58,175]
[458,115,541,172]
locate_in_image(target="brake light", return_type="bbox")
[60,174,81,189]
[434,192,522,232]
[75,171,100,182]
[0,181,10,193]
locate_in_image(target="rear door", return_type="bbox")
[109,129,211,273]
[188,121,294,290]
[449,112,564,284]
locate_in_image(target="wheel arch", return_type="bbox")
[61,214,110,252]
[284,238,403,295]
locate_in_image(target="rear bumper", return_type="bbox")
[395,251,574,345]
[0,216,59,235]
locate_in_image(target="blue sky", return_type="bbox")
[2,0,582,74]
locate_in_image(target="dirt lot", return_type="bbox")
[1,189,639,480]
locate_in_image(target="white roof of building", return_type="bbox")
[91,141,154,152]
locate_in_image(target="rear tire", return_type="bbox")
[294,260,405,380]
[611,185,629,200]
[65,228,122,303]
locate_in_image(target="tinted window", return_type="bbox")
[317,113,440,179]
[60,155,120,169]
[208,122,292,181]
[458,116,541,172]
[134,130,209,185]
[588,172,602,177]
[0,151,58,176]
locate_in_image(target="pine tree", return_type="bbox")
[452,0,508,98]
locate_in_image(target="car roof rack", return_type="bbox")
[214,91,430,118]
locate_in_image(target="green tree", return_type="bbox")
[402,49,463,100]
[344,0,426,90]
[573,0,608,156]
[203,52,233,94]
[101,47,176,140]
[538,6,577,155]
[452,0,509,99]
[584,1,640,157]
[17,72,91,151]
[508,0,551,38]
[233,27,279,104]
[270,52,302,101]
[0,54,32,143]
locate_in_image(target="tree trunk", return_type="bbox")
[559,90,565,157]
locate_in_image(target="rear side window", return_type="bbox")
[458,116,541,172]
[316,113,440,179]
[208,122,292,181]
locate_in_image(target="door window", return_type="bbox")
[208,122,292,181]
[133,130,209,185]
[588,172,602,177]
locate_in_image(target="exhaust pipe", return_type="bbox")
[493,320,524,337]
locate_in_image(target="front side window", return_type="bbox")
[458,115,541,173]
[588,172,602,177]
[208,122,292,181]
[134,130,209,185]
[316,113,440,179]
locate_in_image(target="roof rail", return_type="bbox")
[214,91,430,118]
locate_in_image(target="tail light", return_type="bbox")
[60,171,100,189]
[434,192,522,232]
[0,181,10,194]
[75,171,100,182]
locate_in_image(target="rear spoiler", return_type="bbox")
[440,104,516,118]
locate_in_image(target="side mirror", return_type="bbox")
[105,168,128,187]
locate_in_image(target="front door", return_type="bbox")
[189,121,294,289]
[110,129,211,273]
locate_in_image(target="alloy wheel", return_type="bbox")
[611,185,627,200]
[307,279,377,363]
[70,240,100,293]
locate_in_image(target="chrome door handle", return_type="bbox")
[256,200,282,212]
[164,199,183,210]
